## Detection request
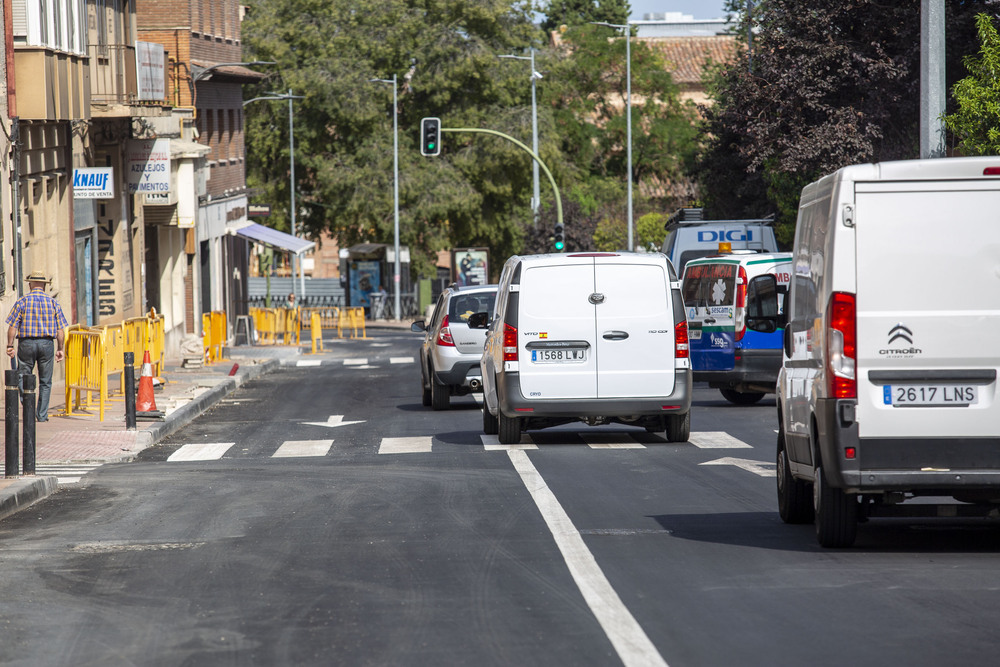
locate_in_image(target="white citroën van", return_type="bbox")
[477,252,692,445]
[777,157,1000,547]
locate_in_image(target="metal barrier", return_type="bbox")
[62,309,168,420]
[64,328,108,421]
[309,311,323,354]
[202,311,227,363]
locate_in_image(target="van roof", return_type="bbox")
[685,251,792,267]
[818,156,1000,188]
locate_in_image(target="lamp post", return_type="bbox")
[591,21,633,251]
[498,49,542,227]
[243,89,305,296]
[370,74,402,321]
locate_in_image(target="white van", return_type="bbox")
[477,252,692,444]
[777,157,1000,547]
[661,208,779,275]
[682,250,791,404]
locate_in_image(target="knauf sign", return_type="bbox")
[73,167,115,199]
[127,138,171,194]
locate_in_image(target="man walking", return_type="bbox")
[5,270,69,422]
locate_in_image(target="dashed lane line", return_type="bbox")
[378,436,433,454]
[166,443,235,462]
[688,432,752,449]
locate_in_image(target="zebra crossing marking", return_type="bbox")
[33,464,102,485]
[688,432,752,449]
[343,358,368,366]
[167,443,235,462]
[272,440,334,458]
[481,434,537,450]
[389,357,414,364]
[378,436,433,454]
[296,360,323,367]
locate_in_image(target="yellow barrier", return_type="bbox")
[64,328,107,421]
[309,311,323,353]
[202,311,226,362]
[337,307,367,339]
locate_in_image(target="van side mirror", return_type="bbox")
[467,312,491,329]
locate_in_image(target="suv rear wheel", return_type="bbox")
[420,363,432,407]
[498,412,521,445]
[665,412,690,443]
[430,369,450,411]
[483,404,499,435]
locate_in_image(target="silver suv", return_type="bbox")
[411,284,498,410]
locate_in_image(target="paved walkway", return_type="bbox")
[0,318,416,521]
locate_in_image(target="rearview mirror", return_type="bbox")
[410,320,426,333]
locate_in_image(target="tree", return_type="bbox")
[593,212,665,252]
[540,0,630,33]
[945,13,1000,156]
[242,0,544,277]
[697,0,1000,244]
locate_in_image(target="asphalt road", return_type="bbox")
[1,330,999,666]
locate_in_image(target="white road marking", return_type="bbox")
[343,358,368,366]
[301,415,366,428]
[273,440,334,458]
[167,443,235,462]
[507,450,669,667]
[481,434,537,450]
[389,357,414,364]
[582,433,645,449]
[700,457,776,477]
[688,432,752,449]
[296,360,323,367]
[379,436,433,454]
[32,465,102,485]
[471,393,484,404]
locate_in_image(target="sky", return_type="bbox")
[628,1,730,20]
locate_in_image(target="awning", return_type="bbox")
[231,222,315,255]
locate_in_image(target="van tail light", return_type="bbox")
[674,321,689,358]
[436,315,455,347]
[984,167,1000,175]
[826,292,856,399]
[735,265,748,341]
[502,323,518,362]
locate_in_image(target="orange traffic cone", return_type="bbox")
[136,350,157,412]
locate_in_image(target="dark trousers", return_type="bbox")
[17,338,55,421]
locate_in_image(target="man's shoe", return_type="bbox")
[36,417,48,422]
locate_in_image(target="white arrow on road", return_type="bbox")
[700,457,776,478]
[301,415,366,428]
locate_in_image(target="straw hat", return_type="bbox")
[25,270,51,284]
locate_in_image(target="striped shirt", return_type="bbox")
[5,288,69,338]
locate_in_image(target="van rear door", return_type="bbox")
[517,259,599,400]
[854,182,1000,439]
[682,260,737,372]
[593,257,676,398]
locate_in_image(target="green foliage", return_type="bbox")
[593,212,665,252]
[945,13,1000,156]
[540,0,630,33]
[699,0,1000,241]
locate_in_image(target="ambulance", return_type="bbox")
[681,249,792,404]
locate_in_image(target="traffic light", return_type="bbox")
[420,117,441,156]
[553,223,565,251]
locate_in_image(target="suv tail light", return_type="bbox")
[502,323,518,362]
[436,315,455,347]
[734,265,748,341]
[826,292,856,398]
[674,321,689,358]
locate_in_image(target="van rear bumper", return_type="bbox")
[693,349,781,391]
[816,397,1000,491]
[496,370,692,418]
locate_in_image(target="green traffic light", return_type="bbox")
[428,143,435,149]
[554,240,565,251]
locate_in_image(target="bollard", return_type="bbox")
[124,352,136,431]
[21,374,35,476]
[5,369,19,478]
[228,363,239,376]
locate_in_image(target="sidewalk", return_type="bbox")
[0,317,417,522]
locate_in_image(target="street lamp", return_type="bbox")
[498,49,543,227]
[591,21,634,252]
[243,89,305,297]
[370,74,402,321]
